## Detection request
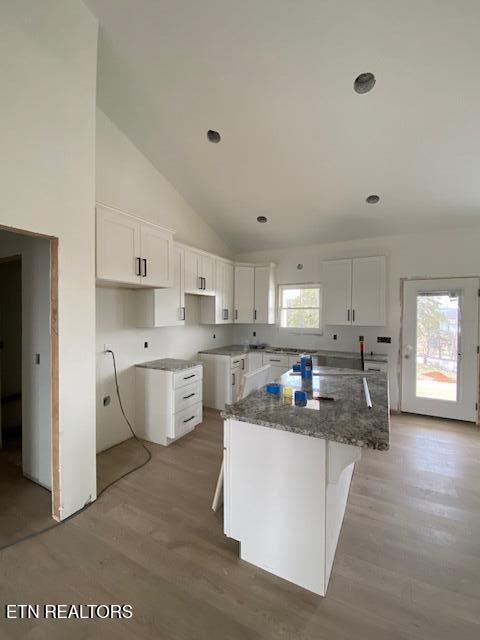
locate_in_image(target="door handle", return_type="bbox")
[232,373,235,386]
[254,309,257,320]
[198,276,202,290]
[180,307,186,321]
[347,309,350,322]
[352,309,355,322]
[202,277,206,290]
[136,257,141,276]
[142,258,147,278]
[235,310,238,320]
[242,359,245,370]
[226,309,229,320]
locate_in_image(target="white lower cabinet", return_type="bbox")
[135,364,203,446]
[199,353,249,410]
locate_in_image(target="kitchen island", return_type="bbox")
[221,368,389,596]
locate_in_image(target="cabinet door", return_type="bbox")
[214,260,225,324]
[201,254,215,295]
[254,266,272,324]
[135,246,185,327]
[351,256,386,326]
[184,248,201,294]
[322,259,352,325]
[140,222,173,288]
[224,262,234,323]
[231,368,240,403]
[96,206,141,284]
[234,266,254,323]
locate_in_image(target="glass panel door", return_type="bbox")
[415,292,459,402]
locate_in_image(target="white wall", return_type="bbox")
[234,226,480,410]
[0,232,51,488]
[96,110,234,452]
[1,2,98,518]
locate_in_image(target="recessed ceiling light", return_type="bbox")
[354,72,376,94]
[366,194,380,204]
[207,130,221,143]
[257,216,268,223]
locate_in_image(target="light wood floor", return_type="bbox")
[1,410,480,639]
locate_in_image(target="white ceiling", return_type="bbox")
[86,0,480,252]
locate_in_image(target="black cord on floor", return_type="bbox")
[0,349,151,553]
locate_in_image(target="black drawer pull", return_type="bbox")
[183,393,195,399]
[183,415,195,423]
[183,374,195,380]
[270,358,281,362]
[233,360,240,364]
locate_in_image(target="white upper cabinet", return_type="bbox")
[96,204,174,288]
[322,256,386,326]
[200,259,234,325]
[234,263,276,324]
[136,245,185,328]
[234,266,255,323]
[96,205,141,286]
[139,221,174,288]
[322,259,352,326]
[351,256,386,326]
[183,247,215,295]
[254,265,276,324]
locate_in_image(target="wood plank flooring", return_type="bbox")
[1,410,480,639]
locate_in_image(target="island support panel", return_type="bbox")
[224,419,361,596]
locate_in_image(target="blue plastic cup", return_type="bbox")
[294,390,308,407]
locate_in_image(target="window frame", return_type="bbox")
[277,283,323,335]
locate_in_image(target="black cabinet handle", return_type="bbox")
[270,358,281,362]
[183,393,195,399]
[232,373,235,386]
[347,309,350,322]
[180,307,186,320]
[142,258,147,277]
[234,310,238,320]
[242,359,245,370]
[183,374,195,380]
[136,257,141,276]
[198,276,202,290]
[352,309,355,322]
[232,360,240,365]
[254,309,257,320]
[183,415,195,423]
[226,309,229,320]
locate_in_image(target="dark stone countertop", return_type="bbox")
[222,368,390,450]
[135,358,202,372]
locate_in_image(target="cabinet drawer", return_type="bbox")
[263,353,289,367]
[364,361,388,373]
[174,366,203,389]
[230,355,246,370]
[171,403,203,439]
[174,381,202,413]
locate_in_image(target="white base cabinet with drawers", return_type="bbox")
[135,365,203,446]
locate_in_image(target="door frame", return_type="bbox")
[399,276,480,423]
[0,223,60,520]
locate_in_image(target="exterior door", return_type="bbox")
[401,278,479,421]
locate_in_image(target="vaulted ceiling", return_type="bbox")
[86,0,480,251]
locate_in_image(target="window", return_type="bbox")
[278,284,322,333]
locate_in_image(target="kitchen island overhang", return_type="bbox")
[221,368,390,596]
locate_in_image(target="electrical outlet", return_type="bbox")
[377,336,391,343]
[332,333,337,341]
[213,334,216,339]
[103,343,112,353]
[103,395,111,407]
[144,341,149,349]
[253,331,256,337]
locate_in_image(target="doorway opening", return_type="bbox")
[401,278,479,422]
[0,226,59,549]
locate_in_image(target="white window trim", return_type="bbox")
[277,283,323,335]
